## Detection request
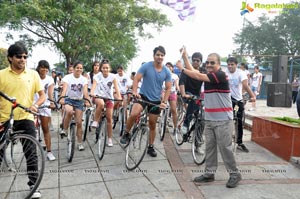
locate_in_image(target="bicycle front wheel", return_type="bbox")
[192,124,206,165]
[0,134,45,199]
[97,119,107,160]
[175,125,184,145]
[125,126,149,170]
[67,124,76,162]
[158,108,168,141]
[83,109,91,141]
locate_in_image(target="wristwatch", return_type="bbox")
[34,104,39,108]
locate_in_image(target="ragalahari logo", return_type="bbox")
[240,2,254,15]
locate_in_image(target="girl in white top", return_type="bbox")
[87,61,100,92]
[60,61,90,151]
[35,60,56,161]
[90,59,122,147]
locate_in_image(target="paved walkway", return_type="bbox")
[37,99,300,198]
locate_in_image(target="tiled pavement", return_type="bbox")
[7,99,300,199]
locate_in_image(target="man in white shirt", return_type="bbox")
[226,57,256,152]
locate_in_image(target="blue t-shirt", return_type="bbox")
[138,61,171,101]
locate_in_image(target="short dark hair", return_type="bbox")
[153,46,166,56]
[131,71,136,76]
[117,65,123,70]
[240,62,248,70]
[227,57,238,64]
[166,62,173,67]
[7,41,28,64]
[192,52,203,62]
[36,60,50,71]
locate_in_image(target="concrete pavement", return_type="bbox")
[35,99,300,198]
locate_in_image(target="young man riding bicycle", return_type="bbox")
[120,46,172,157]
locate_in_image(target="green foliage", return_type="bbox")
[0,0,171,71]
[0,47,9,70]
[273,116,300,125]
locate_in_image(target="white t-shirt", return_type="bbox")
[34,75,54,106]
[163,73,179,93]
[225,68,247,101]
[93,72,116,99]
[62,74,88,99]
[252,72,263,87]
[115,73,132,94]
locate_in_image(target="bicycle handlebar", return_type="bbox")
[57,96,92,106]
[90,95,123,102]
[0,91,39,115]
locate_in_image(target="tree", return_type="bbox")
[233,2,300,62]
[0,47,9,70]
[0,0,171,70]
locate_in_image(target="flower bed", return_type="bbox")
[251,116,300,161]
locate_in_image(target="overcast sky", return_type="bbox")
[0,0,296,71]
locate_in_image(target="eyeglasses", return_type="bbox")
[15,55,28,59]
[192,59,201,63]
[205,61,216,65]
[101,59,109,64]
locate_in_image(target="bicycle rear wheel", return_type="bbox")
[192,124,206,165]
[97,119,107,160]
[118,107,125,136]
[67,124,76,162]
[83,109,91,141]
[125,126,149,170]
[158,108,168,141]
[175,125,184,145]
[0,134,45,199]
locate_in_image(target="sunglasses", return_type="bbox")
[192,59,201,63]
[205,61,216,65]
[101,59,109,64]
[15,55,28,59]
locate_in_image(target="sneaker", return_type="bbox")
[78,143,85,151]
[147,145,157,157]
[237,143,249,153]
[60,129,67,137]
[91,121,98,128]
[181,125,188,135]
[30,185,41,198]
[107,138,113,147]
[120,132,131,145]
[226,173,242,188]
[193,175,215,183]
[49,124,54,132]
[46,152,56,161]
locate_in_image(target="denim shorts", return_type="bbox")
[65,98,84,111]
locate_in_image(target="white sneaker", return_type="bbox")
[46,152,56,161]
[60,129,67,136]
[181,125,188,135]
[78,143,85,151]
[107,138,113,147]
[91,121,98,128]
[30,185,41,198]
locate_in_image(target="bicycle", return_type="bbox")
[86,95,122,160]
[174,95,206,165]
[58,96,91,163]
[0,91,45,199]
[124,97,164,170]
[158,101,169,141]
[113,93,129,136]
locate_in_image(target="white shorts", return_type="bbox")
[39,108,52,117]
